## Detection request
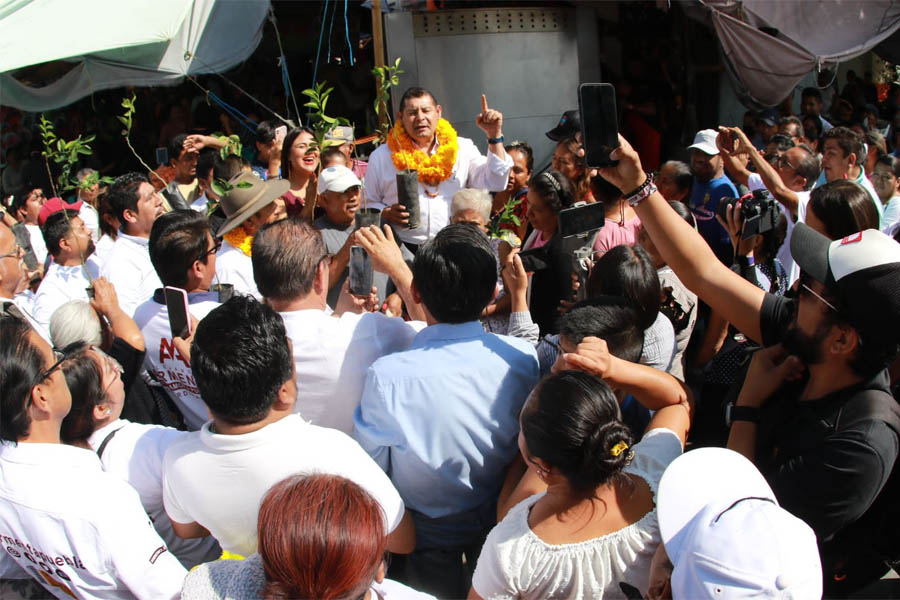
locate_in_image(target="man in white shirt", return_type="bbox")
[100,173,165,316]
[12,188,47,266]
[215,171,289,299]
[133,210,221,430]
[717,126,821,282]
[251,218,425,434]
[162,295,414,558]
[0,222,49,341]
[31,210,99,333]
[366,87,512,248]
[0,314,186,599]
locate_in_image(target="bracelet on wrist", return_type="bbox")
[487,135,504,145]
[624,175,656,208]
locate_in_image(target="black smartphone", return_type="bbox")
[164,286,191,339]
[578,83,619,168]
[558,201,607,238]
[518,247,549,273]
[155,147,169,166]
[349,246,374,296]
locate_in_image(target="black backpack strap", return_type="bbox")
[96,426,125,460]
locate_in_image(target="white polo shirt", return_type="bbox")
[88,420,221,569]
[0,441,186,599]
[365,135,512,245]
[32,262,99,333]
[280,309,424,434]
[214,240,260,299]
[162,413,405,557]
[99,232,162,317]
[133,290,220,431]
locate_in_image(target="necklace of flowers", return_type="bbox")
[223,224,253,257]
[387,118,458,186]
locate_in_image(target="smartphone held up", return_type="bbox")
[578,83,619,169]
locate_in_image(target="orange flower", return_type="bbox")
[387,119,458,185]
[223,225,253,257]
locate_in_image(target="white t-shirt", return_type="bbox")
[747,173,808,286]
[215,240,260,299]
[88,419,220,569]
[162,413,406,557]
[472,428,683,600]
[280,309,424,434]
[32,262,99,333]
[99,232,162,317]
[90,234,116,273]
[0,441,186,599]
[24,223,47,266]
[133,291,221,430]
[78,202,100,242]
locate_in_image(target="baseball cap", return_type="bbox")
[317,165,362,195]
[757,108,781,127]
[687,129,719,155]
[546,110,581,142]
[790,223,900,344]
[325,126,354,144]
[38,197,83,226]
[658,448,822,599]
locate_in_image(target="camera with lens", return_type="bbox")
[717,188,779,239]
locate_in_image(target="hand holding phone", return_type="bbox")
[164,286,192,339]
[274,125,287,146]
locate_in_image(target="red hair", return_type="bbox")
[257,474,387,600]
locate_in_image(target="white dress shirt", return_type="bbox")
[99,232,162,317]
[365,135,512,244]
[215,240,260,299]
[32,262,99,333]
[279,309,424,434]
[0,441,186,599]
[78,202,100,242]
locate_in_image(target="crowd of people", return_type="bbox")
[2,76,900,600]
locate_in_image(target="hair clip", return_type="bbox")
[610,441,629,457]
[542,171,561,193]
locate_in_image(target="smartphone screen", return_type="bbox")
[274,125,288,144]
[155,147,169,166]
[578,83,619,168]
[558,202,607,238]
[518,247,549,273]
[164,286,191,339]
[349,246,374,296]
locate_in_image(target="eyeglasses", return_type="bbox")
[0,244,22,260]
[33,349,68,388]
[797,274,838,312]
[197,238,221,262]
[92,347,124,394]
[772,154,798,170]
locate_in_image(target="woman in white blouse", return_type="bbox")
[470,370,690,599]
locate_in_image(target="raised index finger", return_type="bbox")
[481,94,489,113]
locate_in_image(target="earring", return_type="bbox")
[105,408,111,416]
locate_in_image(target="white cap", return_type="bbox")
[688,129,720,155]
[658,448,822,599]
[317,165,362,194]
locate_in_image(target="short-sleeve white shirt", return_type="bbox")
[472,429,683,600]
[0,441,186,599]
[365,135,512,244]
[280,309,424,434]
[88,420,220,569]
[162,413,405,557]
[99,232,162,317]
[214,240,260,299]
[133,291,221,430]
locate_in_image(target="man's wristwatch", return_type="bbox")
[725,403,759,427]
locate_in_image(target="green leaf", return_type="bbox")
[511,215,521,226]
[235,181,253,189]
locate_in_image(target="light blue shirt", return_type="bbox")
[353,321,540,519]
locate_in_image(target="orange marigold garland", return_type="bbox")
[223,225,253,257]
[387,118,458,185]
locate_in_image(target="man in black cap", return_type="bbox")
[545,109,581,142]
[594,133,900,596]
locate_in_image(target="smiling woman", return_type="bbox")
[280,127,320,218]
